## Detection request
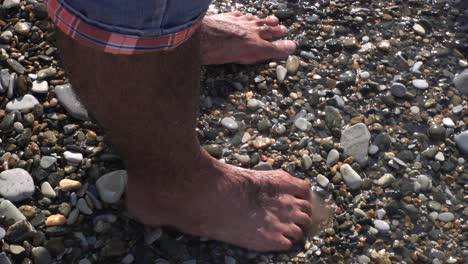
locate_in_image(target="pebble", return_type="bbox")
[437,212,455,222]
[77,198,93,215]
[357,255,371,264]
[37,67,56,80]
[413,23,426,35]
[59,179,82,192]
[340,123,371,165]
[2,0,20,8]
[14,21,30,35]
[324,106,344,130]
[66,209,79,225]
[276,65,287,82]
[442,117,455,128]
[5,94,40,112]
[412,79,429,90]
[453,69,468,95]
[326,149,340,167]
[376,174,395,188]
[63,151,83,165]
[454,131,468,154]
[253,137,272,149]
[40,156,57,169]
[373,220,390,232]
[96,170,128,204]
[301,154,312,170]
[6,59,25,74]
[55,84,89,120]
[40,182,56,199]
[0,168,35,202]
[435,152,445,162]
[0,200,26,222]
[376,209,386,220]
[340,164,363,190]
[246,99,264,111]
[286,55,300,75]
[416,175,432,192]
[31,80,49,94]
[316,174,329,188]
[32,247,52,264]
[390,82,407,98]
[221,117,238,132]
[45,214,66,226]
[294,117,311,131]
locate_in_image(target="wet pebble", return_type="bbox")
[5,94,39,112]
[96,170,128,204]
[412,79,429,90]
[340,164,362,190]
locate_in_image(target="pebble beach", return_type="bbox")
[0,0,467,263]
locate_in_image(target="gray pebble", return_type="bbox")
[412,79,429,90]
[0,200,26,222]
[390,82,407,97]
[221,117,239,132]
[340,164,362,190]
[453,69,468,95]
[454,131,468,154]
[32,247,52,264]
[77,198,93,215]
[96,170,128,204]
[340,123,371,166]
[0,168,35,201]
[373,219,390,232]
[438,212,455,222]
[326,149,339,167]
[55,84,89,120]
[276,65,287,82]
[5,94,40,112]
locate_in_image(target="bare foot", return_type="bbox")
[127,149,324,252]
[201,11,297,65]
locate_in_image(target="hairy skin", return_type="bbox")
[201,11,297,65]
[56,12,323,252]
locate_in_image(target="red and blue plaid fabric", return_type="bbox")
[46,0,203,55]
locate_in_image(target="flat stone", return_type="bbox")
[5,94,39,113]
[247,99,264,111]
[412,79,429,90]
[40,156,57,169]
[455,131,468,154]
[6,59,25,74]
[416,175,432,192]
[317,174,329,188]
[286,55,300,75]
[276,65,287,82]
[221,117,238,132]
[326,149,340,167]
[374,219,390,232]
[301,155,312,170]
[443,117,455,128]
[96,170,128,204]
[453,70,468,95]
[376,173,395,188]
[324,106,344,130]
[390,82,407,98]
[77,198,93,215]
[2,0,20,8]
[63,151,83,165]
[340,164,362,190]
[438,212,455,222]
[55,84,89,120]
[413,23,426,35]
[0,168,35,202]
[40,182,56,199]
[340,123,371,166]
[0,200,26,222]
[37,67,56,80]
[294,117,311,131]
[31,80,49,94]
[32,247,52,264]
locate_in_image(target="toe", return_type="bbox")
[274,235,293,251]
[259,25,289,40]
[256,15,280,26]
[296,198,313,216]
[264,40,297,60]
[293,211,313,231]
[282,224,304,242]
[229,11,243,17]
[244,14,259,21]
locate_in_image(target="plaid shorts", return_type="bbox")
[46,0,212,55]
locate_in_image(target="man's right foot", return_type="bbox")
[127,149,323,252]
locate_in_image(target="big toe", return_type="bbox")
[265,40,297,60]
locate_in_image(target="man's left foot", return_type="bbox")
[201,11,296,65]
